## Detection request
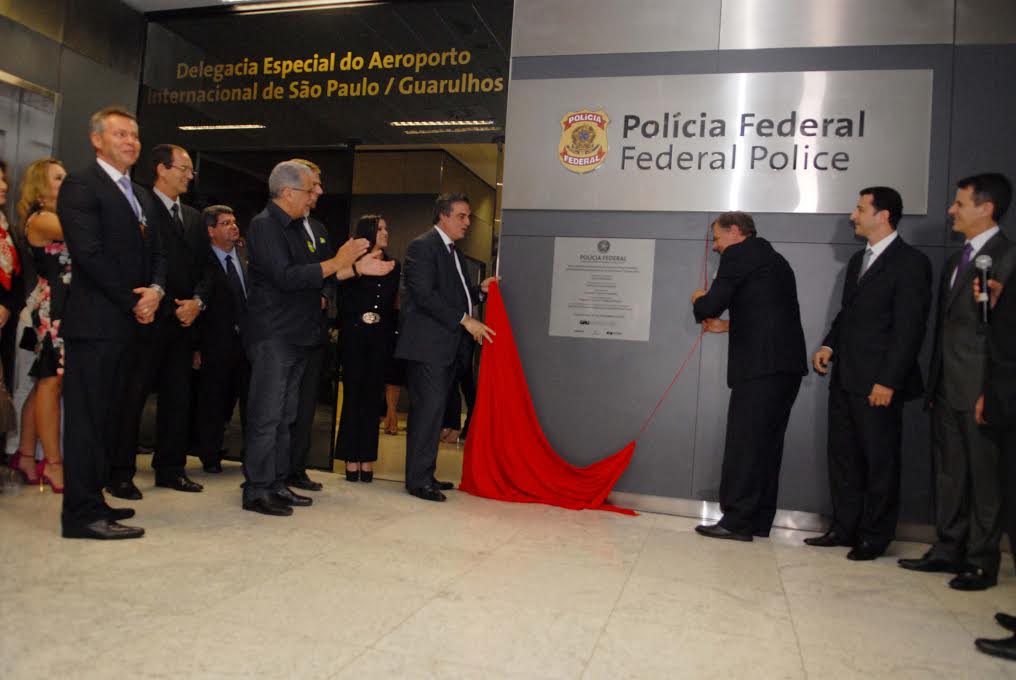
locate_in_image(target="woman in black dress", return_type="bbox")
[335,214,400,482]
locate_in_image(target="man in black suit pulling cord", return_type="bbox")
[809,186,932,560]
[242,161,392,516]
[899,173,1015,590]
[58,106,167,539]
[397,193,497,502]
[108,144,209,499]
[691,211,808,541]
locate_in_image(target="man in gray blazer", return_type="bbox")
[899,173,1015,590]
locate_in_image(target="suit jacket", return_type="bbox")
[926,231,1016,410]
[244,201,326,347]
[305,215,336,345]
[143,195,213,338]
[396,227,481,366]
[693,236,807,387]
[197,245,249,359]
[822,235,932,400]
[58,161,166,342]
[984,269,1016,427]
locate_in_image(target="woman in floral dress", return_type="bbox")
[16,158,68,492]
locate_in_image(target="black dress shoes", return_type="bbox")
[273,487,313,507]
[803,530,854,547]
[846,541,885,561]
[105,480,143,500]
[898,554,963,573]
[431,479,454,491]
[949,568,997,591]
[202,461,223,473]
[242,497,293,516]
[63,519,145,540]
[104,505,136,521]
[286,473,323,491]
[155,474,203,492]
[975,634,1016,661]
[409,486,446,502]
[694,523,753,542]
[996,612,1016,632]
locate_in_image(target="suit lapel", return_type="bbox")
[945,233,1008,313]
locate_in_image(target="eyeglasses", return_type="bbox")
[288,187,314,193]
[171,165,197,176]
[216,219,237,227]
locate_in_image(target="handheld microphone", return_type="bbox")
[974,254,993,324]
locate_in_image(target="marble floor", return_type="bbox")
[2,453,1015,679]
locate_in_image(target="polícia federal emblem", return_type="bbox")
[558,110,609,174]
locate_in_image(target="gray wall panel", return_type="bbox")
[512,0,721,57]
[719,0,954,50]
[956,0,1016,45]
[510,52,719,80]
[0,15,62,92]
[56,49,140,171]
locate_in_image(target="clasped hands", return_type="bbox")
[132,286,162,324]
[690,289,728,333]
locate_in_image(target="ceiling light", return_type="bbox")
[401,126,502,135]
[178,123,267,131]
[390,120,495,127]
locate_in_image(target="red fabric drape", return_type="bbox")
[460,282,637,515]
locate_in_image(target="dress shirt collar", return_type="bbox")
[965,225,1000,256]
[152,187,180,215]
[96,156,130,185]
[866,230,898,259]
[434,225,455,250]
[211,243,236,266]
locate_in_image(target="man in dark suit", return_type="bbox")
[691,211,807,541]
[107,144,209,499]
[58,106,166,539]
[242,161,391,515]
[397,193,496,502]
[287,158,335,492]
[972,272,1016,660]
[193,205,249,473]
[899,173,1015,589]
[809,186,932,560]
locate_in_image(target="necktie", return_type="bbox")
[858,247,874,281]
[117,175,144,230]
[953,243,974,287]
[224,253,246,305]
[170,203,184,236]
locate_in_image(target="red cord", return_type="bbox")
[636,225,712,439]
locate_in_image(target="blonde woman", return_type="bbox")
[15,158,68,492]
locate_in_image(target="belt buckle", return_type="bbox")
[361,312,381,325]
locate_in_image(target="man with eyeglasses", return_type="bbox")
[108,143,209,501]
[241,161,393,515]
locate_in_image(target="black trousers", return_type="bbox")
[405,357,458,491]
[993,427,1016,565]
[290,342,326,475]
[826,384,904,547]
[442,345,477,435]
[62,339,133,528]
[193,337,250,466]
[929,397,1002,575]
[717,374,801,535]
[243,338,307,501]
[110,323,193,483]
[335,324,386,462]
